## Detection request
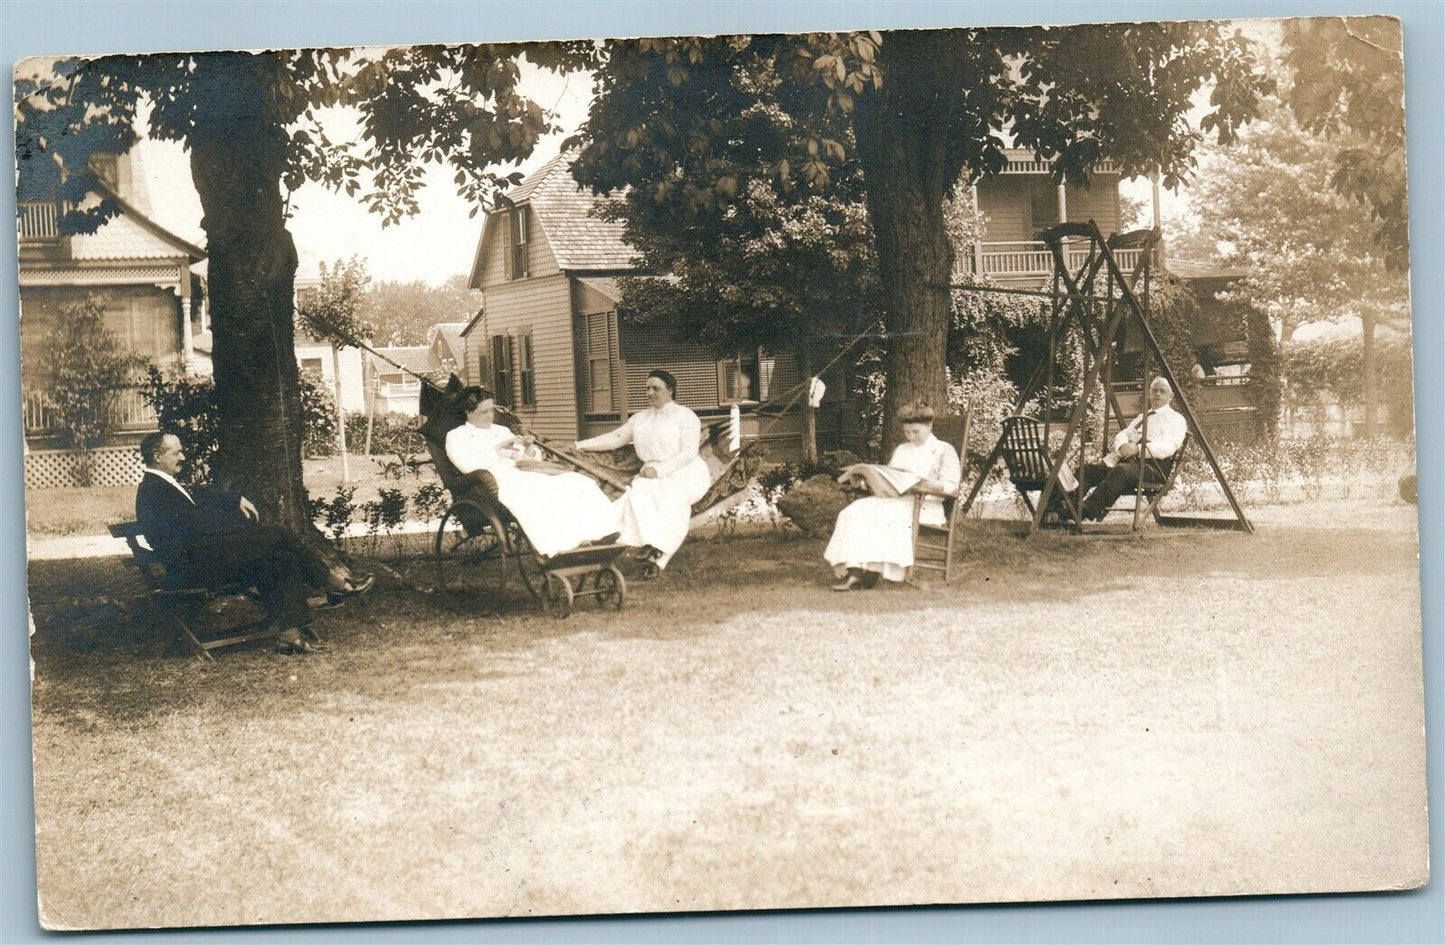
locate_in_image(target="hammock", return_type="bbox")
[418,374,761,518]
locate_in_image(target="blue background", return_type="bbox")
[2,2,1440,941]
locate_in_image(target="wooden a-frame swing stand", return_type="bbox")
[955,221,1253,536]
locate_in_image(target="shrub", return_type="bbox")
[344,412,426,457]
[144,368,342,480]
[45,296,148,463]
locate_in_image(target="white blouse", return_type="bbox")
[576,401,703,477]
[445,422,518,476]
[889,434,962,525]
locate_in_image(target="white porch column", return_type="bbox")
[1057,182,1068,224]
[1150,169,1164,265]
[181,297,195,370]
[970,182,983,275]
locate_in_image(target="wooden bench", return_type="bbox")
[998,415,1082,528]
[108,522,284,660]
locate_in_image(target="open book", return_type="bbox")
[836,463,921,498]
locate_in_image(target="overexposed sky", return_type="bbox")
[135,58,592,285]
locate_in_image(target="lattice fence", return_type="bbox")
[25,446,144,489]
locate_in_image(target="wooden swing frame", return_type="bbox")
[954,221,1253,536]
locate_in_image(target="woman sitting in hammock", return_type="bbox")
[824,401,962,591]
[573,369,711,570]
[445,386,619,558]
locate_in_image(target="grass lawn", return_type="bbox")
[27,496,1427,929]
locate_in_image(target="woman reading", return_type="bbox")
[445,387,619,557]
[573,369,711,570]
[824,402,962,591]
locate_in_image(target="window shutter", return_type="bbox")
[518,331,535,406]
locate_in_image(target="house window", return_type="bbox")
[580,311,619,416]
[1029,178,1062,232]
[517,331,535,406]
[504,206,530,281]
[89,153,119,189]
[491,334,514,407]
[299,357,324,380]
[719,348,774,404]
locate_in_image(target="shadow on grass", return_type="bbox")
[28,503,1418,724]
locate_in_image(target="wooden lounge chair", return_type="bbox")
[108,521,283,660]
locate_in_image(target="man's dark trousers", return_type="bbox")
[136,474,331,632]
[1080,460,1168,520]
[175,524,329,631]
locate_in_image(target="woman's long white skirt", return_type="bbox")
[823,495,924,583]
[494,469,619,558]
[613,456,712,568]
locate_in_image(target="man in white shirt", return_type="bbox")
[1078,377,1188,521]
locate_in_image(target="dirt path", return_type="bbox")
[29,498,1426,928]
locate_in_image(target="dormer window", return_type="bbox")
[504,205,530,281]
[89,153,119,190]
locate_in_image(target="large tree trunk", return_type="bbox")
[853,35,955,456]
[187,54,332,557]
[1361,312,1377,438]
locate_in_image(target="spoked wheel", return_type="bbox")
[434,500,510,596]
[543,573,575,619]
[594,565,626,611]
[510,525,547,600]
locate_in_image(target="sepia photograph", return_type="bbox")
[12,6,1430,933]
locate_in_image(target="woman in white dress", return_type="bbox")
[445,388,619,558]
[573,369,711,570]
[824,402,962,591]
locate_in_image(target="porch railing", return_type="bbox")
[955,240,1145,280]
[17,201,61,242]
[23,385,158,436]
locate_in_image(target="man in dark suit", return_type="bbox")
[135,432,372,653]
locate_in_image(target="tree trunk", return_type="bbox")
[799,342,818,464]
[1361,312,1377,437]
[186,54,333,558]
[853,35,955,457]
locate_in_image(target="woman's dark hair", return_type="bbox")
[647,369,677,396]
[897,401,936,425]
[458,385,495,413]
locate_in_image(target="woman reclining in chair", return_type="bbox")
[824,402,962,591]
[445,386,619,557]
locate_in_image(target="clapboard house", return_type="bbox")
[463,152,849,454]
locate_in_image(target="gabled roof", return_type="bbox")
[469,150,636,286]
[368,346,434,377]
[430,322,468,360]
[68,183,206,263]
[1166,258,1251,281]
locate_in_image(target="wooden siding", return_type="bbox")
[976,177,1032,241]
[1063,179,1121,235]
[477,206,562,289]
[478,273,579,439]
[975,175,1121,241]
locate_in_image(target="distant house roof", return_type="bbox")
[369,346,434,377]
[469,150,637,286]
[430,322,468,364]
[1166,258,1251,281]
